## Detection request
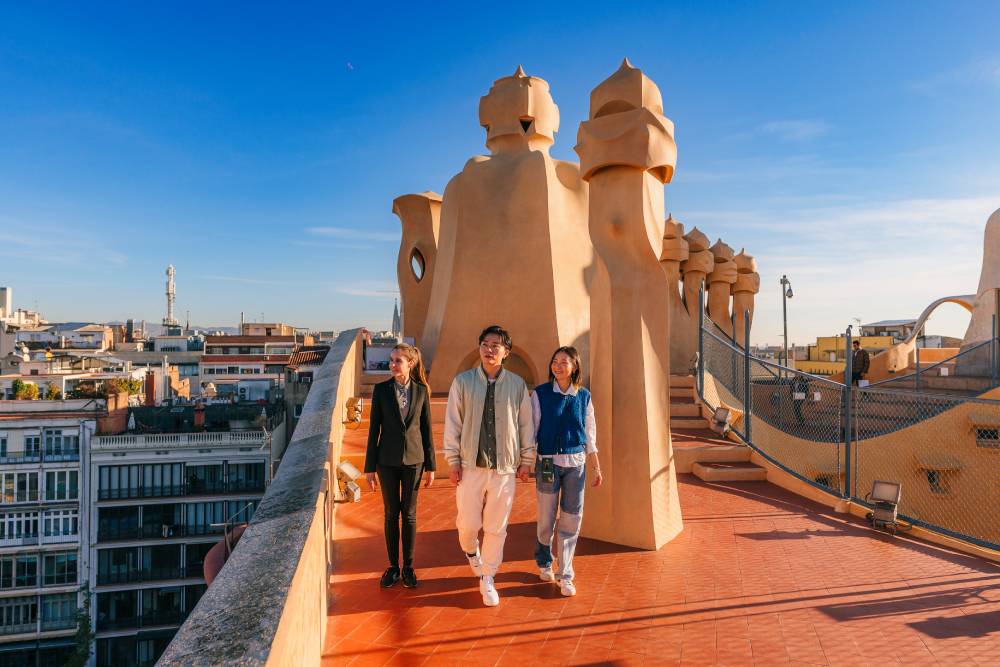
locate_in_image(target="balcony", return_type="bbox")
[0,621,38,636]
[0,453,41,464]
[40,616,76,632]
[98,525,221,542]
[97,567,189,586]
[97,480,265,501]
[92,431,267,451]
[43,450,80,463]
[0,533,40,547]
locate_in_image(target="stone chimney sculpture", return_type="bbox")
[707,239,738,337]
[733,249,760,347]
[575,59,683,550]
[416,66,592,391]
[392,192,442,343]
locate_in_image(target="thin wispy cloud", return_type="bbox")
[0,226,127,266]
[305,226,399,242]
[913,55,1000,94]
[200,274,294,286]
[290,239,374,251]
[757,120,830,142]
[335,281,399,299]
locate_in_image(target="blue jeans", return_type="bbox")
[534,460,585,581]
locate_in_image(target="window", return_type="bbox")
[44,430,79,459]
[1,472,39,503]
[186,464,223,494]
[96,590,137,631]
[227,366,239,375]
[97,506,139,541]
[0,595,37,635]
[24,435,40,456]
[227,462,265,492]
[926,470,951,495]
[185,501,226,535]
[42,509,78,537]
[98,548,138,585]
[185,542,214,577]
[98,465,141,500]
[975,427,1000,449]
[0,511,39,541]
[42,552,77,586]
[44,470,78,501]
[0,437,6,458]
[1,554,38,589]
[40,593,76,630]
[141,463,184,497]
[294,404,303,418]
[141,586,183,625]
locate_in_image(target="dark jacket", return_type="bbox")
[853,348,871,375]
[364,379,435,473]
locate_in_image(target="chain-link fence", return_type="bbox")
[868,338,997,393]
[698,323,1000,550]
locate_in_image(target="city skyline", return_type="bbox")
[2,3,999,344]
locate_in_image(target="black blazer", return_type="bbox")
[364,379,435,473]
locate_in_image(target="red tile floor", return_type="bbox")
[323,474,1000,666]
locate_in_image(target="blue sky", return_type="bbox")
[1,2,998,345]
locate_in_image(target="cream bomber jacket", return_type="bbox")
[443,366,536,474]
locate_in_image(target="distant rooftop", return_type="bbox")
[205,335,297,344]
[863,319,917,327]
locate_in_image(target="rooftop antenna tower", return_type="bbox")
[163,264,178,326]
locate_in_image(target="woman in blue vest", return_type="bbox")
[532,346,602,596]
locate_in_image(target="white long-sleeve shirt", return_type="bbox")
[531,381,597,468]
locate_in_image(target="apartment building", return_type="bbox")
[0,399,101,666]
[199,335,297,401]
[88,403,279,667]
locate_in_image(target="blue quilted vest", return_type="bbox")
[535,383,589,456]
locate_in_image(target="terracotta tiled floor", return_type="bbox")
[323,474,1000,666]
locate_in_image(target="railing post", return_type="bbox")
[843,326,853,499]
[743,311,752,443]
[992,315,997,389]
[915,346,921,392]
[697,285,705,397]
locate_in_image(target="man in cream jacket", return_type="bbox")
[444,325,534,607]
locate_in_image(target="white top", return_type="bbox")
[531,381,597,468]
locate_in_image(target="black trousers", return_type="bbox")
[377,464,421,568]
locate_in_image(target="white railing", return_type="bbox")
[92,431,266,450]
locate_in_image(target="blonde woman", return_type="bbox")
[364,344,435,588]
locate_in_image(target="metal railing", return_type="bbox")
[98,480,265,501]
[698,315,1000,551]
[867,337,997,392]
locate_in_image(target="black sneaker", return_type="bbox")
[379,567,400,588]
[401,567,417,588]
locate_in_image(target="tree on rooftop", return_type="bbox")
[12,379,39,400]
[44,383,62,400]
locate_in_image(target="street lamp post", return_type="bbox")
[780,275,793,374]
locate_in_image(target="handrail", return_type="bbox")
[158,329,364,666]
[867,338,994,388]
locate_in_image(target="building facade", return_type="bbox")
[0,399,101,667]
[88,428,271,667]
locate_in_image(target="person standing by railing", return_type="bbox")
[532,346,602,597]
[852,340,870,385]
[364,343,436,589]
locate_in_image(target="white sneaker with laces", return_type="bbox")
[480,575,500,606]
[539,566,555,582]
[466,550,483,577]
[559,579,576,597]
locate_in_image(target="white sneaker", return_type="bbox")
[539,566,555,582]
[480,575,500,606]
[559,579,576,597]
[466,550,483,577]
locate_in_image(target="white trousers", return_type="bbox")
[456,466,516,578]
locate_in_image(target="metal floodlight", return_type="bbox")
[709,406,731,435]
[785,287,793,299]
[865,480,902,535]
[336,460,363,503]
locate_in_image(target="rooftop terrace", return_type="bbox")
[159,330,1000,667]
[323,475,1000,666]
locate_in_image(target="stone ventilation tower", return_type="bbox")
[163,264,178,326]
